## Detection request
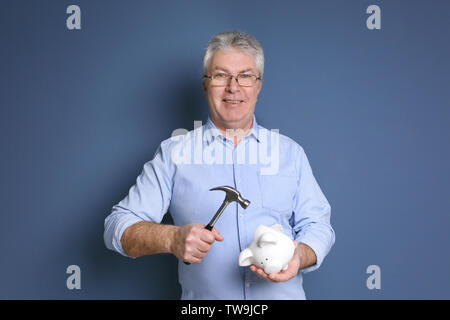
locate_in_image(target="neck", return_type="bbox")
[211,118,253,147]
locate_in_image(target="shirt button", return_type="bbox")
[246,282,251,287]
[239,213,243,218]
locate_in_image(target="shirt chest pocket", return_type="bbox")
[258,172,298,213]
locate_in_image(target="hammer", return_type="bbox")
[206,185,251,230]
[184,185,250,265]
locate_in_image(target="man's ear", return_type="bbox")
[202,81,207,92]
[256,81,262,95]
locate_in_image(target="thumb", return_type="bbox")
[212,228,224,241]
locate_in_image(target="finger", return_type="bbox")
[268,271,291,282]
[250,265,275,282]
[199,229,216,244]
[212,228,224,241]
[187,244,208,259]
[183,250,202,264]
[250,264,293,283]
[184,241,208,259]
[250,265,266,278]
[196,241,211,253]
[269,264,298,282]
[256,269,270,280]
[191,250,207,259]
[187,256,202,264]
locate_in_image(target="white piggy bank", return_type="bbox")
[238,224,295,274]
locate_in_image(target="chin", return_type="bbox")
[222,113,252,127]
[211,104,254,128]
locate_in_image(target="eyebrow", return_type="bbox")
[213,66,254,73]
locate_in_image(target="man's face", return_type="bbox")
[203,48,262,131]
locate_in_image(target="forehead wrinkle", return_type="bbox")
[213,66,255,74]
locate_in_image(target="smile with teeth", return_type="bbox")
[223,99,244,104]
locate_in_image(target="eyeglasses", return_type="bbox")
[203,72,261,87]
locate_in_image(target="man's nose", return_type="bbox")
[226,76,240,93]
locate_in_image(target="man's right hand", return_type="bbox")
[171,223,224,264]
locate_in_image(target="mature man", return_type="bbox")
[104,31,335,299]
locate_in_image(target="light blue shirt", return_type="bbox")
[104,115,335,300]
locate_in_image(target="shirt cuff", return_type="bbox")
[295,231,329,274]
[110,215,143,258]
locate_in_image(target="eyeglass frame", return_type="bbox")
[203,72,261,87]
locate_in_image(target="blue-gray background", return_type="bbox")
[1,0,449,299]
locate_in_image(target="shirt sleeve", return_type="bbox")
[103,140,174,258]
[292,146,335,273]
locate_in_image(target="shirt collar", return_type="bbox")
[204,114,260,144]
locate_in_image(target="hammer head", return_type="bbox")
[210,185,250,209]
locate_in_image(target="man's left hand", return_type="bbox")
[249,240,301,283]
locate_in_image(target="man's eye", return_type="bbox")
[214,73,227,78]
[239,74,252,78]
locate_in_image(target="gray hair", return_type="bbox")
[202,30,264,80]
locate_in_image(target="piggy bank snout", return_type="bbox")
[263,261,283,274]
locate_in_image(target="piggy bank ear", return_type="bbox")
[238,248,254,267]
[257,232,277,248]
